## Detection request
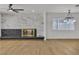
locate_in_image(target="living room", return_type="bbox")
[0,4,79,55]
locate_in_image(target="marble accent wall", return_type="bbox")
[0,12,44,37]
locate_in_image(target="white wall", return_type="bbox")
[1,12,44,37]
[46,12,79,39]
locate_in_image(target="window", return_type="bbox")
[53,17,76,30]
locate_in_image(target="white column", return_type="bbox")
[0,14,1,37]
[43,11,46,40]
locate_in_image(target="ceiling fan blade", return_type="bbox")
[14,9,24,11]
[75,4,79,7]
[12,9,19,13]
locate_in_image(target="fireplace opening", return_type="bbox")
[21,29,37,37]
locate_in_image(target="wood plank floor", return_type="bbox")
[0,39,79,55]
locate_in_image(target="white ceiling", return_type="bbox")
[0,4,79,13]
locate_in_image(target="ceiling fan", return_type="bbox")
[8,4,24,13]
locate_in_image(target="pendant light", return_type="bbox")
[64,10,76,23]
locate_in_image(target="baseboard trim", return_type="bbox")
[0,37,44,40]
[47,38,79,40]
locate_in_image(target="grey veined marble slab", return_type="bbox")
[1,29,21,38]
